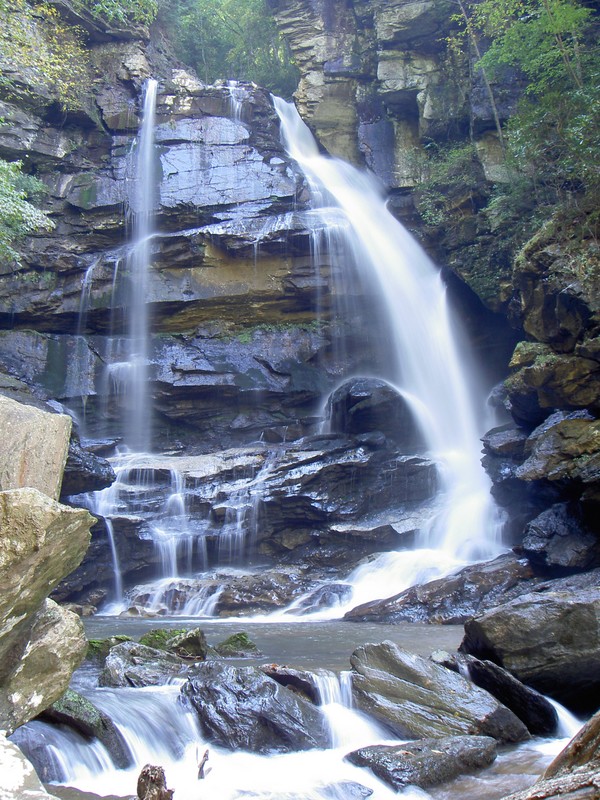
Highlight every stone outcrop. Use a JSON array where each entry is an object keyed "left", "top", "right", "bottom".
[
  {"left": 99, "top": 641, "right": 187, "bottom": 688},
  {"left": 349, "top": 641, "right": 529, "bottom": 743},
  {"left": 460, "top": 587, "right": 600, "bottom": 712},
  {"left": 0, "top": 733, "right": 61, "bottom": 800}
]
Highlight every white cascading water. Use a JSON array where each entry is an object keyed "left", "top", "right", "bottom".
[
  {"left": 126, "top": 77, "right": 157, "bottom": 454},
  {"left": 272, "top": 97, "right": 505, "bottom": 612}
]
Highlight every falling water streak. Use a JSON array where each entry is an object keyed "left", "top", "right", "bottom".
[
  {"left": 273, "top": 96, "right": 503, "bottom": 567},
  {"left": 127, "top": 78, "right": 158, "bottom": 453},
  {"left": 105, "top": 519, "right": 123, "bottom": 602},
  {"left": 546, "top": 698, "right": 583, "bottom": 739}
]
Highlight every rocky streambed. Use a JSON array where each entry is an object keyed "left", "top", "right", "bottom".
[{"left": 8, "top": 616, "right": 597, "bottom": 800}]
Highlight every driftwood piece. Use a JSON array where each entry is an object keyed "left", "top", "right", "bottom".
[
  {"left": 137, "top": 764, "right": 174, "bottom": 800},
  {"left": 197, "top": 747, "right": 211, "bottom": 779}
]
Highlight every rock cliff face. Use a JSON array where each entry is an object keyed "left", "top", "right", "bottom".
[
  {"left": 0, "top": 0, "right": 597, "bottom": 614},
  {"left": 268, "top": 0, "right": 599, "bottom": 547}
]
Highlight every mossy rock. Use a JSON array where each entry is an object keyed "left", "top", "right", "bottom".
[
  {"left": 138, "top": 628, "right": 187, "bottom": 651},
  {"left": 215, "top": 632, "right": 262, "bottom": 657},
  {"left": 87, "top": 634, "right": 132, "bottom": 661},
  {"left": 166, "top": 628, "right": 213, "bottom": 660}
]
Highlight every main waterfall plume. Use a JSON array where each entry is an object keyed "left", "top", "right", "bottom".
[{"left": 273, "top": 97, "right": 504, "bottom": 606}]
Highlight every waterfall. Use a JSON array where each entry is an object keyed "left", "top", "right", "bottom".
[
  {"left": 126, "top": 77, "right": 158, "bottom": 454},
  {"left": 272, "top": 97, "right": 504, "bottom": 604}
]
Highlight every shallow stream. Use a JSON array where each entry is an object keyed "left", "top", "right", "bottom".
[{"left": 23, "top": 618, "right": 580, "bottom": 800}]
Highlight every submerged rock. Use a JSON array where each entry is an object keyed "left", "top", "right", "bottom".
[
  {"left": 346, "top": 735, "right": 497, "bottom": 791},
  {"left": 181, "top": 662, "right": 329, "bottom": 753},
  {"left": 460, "top": 587, "right": 600, "bottom": 712},
  {"left": 350, "top": 641, "right": 529, "bottom": 743}
]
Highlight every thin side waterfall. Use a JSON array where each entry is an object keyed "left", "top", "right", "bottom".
[
  {"left": 271, "top": 98, "right": 505, "bottom": 612},
  {"left": 126, "top": 77, "right": 158, "bottom": 454}
]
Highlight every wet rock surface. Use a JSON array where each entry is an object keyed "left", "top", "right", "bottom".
[
  {"left": 346, "top": 735, "right": 497, "bottom": 791},
  {"left": 349, "top": 641, "right": 529, "bottom": 743},
  {"left": 181, "top": 662, "right": 329, "bottom": 753},
  {"left": 344, "top": 554, "right": 534, "bottom": 624}
]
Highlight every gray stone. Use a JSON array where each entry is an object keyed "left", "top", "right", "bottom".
[
  {"left": 99, "top": 641, "right": 186, "bottom": 688},
  {"left": 0, "top": 733, "right": 61, "bottom": 800},
  {"left": 349, "top": 641, "right": 529, "bottom": 743}
]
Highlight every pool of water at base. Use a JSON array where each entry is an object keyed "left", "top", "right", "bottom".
[{"left": 39, "top": 619, "right": 575, "bottom": 800}]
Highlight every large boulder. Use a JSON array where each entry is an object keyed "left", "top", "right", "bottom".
[
  {"left": 460, "top": 588, "right": 600, "bottom": 712},
  {"left": 180, "top": 662, "right": 329, "bottom": 753},
  {"left": 0, "top": 395, "right": 71, "bottom": 500},
  {"left": 0, "top": 486, "right": 93, "bottom": 732},
  {"left": 457, "top": 654, "right": 558, "bottom": 736},
  {"left": 349, "top": 641, "right": 529, "bottom": 743},
  {"left": 517, "top": 503, "right": 600, "bottom": 573},
  {"left": 0, "top": 599, "right": 87, "bottom": 734},
  {"left": 345, "top": 735, "right": 497, "bottom": 791}
]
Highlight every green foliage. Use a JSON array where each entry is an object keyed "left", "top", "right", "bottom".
[
  {"left": 440, "top": 0, "right": 600, "bottom": 251},
  {"left": 0, "top": 159, "right": 54, "bottom": 265},
  {"left": 414, "top": 143, "right": 484, "bottom": 228},
  {"left": 157, "top": 0, "right": 299, "bottom": 96},
  {"left": 0, "top": 0, "right": 90, "bottom": 110},
  {"left": 73, "top": 0, "right": 158, "bottom": 26}
]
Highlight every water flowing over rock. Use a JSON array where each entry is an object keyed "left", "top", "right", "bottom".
[
  {"left": 181, "top": 662, "right": 329, "bottom": 753},
  {"left": 460, "top": 587, "right": 600, "bottom": 712},
  {"left": 344, "top": 554, "right": 534, "bottom": 624},
  {"left": 38, "top": 688, "right": 132, "bottom": 769},
  {"left": 499, "top": 710, "right": 600, "bottom": 800},
  {"left": 346, "top": 735, "right": 497, "bottom": 791},
  {"left": 349, "top": 641, "right": 529, "bottom": 742}
]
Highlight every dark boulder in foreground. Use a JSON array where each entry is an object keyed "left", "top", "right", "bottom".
[
  {"left": 346, "top": 735, "right": 497, "bottom": 791},
  {"left": 517, "top": 502, "right": 600, "bottom": 573},
  {"left": 180, "top": 662, "right": 329, "bottom": 753},
  {"left": 461, "top": 587, "right": 600, "bottom": 712},
  {"left": 349, "top": 641, "right": 529, "bottom": 743}
]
